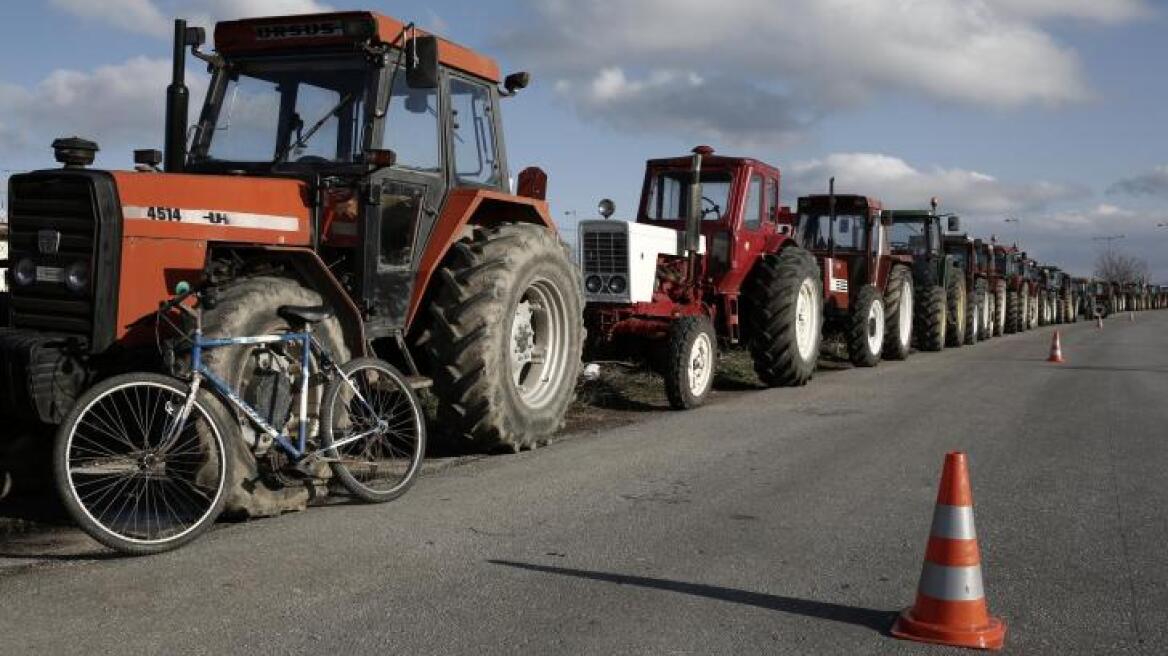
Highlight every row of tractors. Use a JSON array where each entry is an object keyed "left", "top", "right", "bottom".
[
  {"left": 0, "top": 10, "right": 1163, "bottom": 517},
  {"left": 578, "top": 147, "right": 1167, "bottom": 409}
]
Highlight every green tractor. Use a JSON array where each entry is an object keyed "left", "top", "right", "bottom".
[{"left": 884, "top": 201, "right": 966, "bottom": 351}]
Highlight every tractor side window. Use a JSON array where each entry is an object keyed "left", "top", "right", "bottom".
[
  {"left": 384, "top": 73, "right": 441, "bottom": 172},
  {"left": 380, "top": 182, "right": 424, "bottom": 267},
  {"left": 450, "top": 78, "right": 500, "bottom": 187},
  {"left": 744, "top": 174, "right": 763, "bottom": 230},
  {"left": 765, "top": 178, "right": 779, "bottom": 223}
]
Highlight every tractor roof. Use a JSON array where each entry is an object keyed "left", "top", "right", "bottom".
[
  {"left": 883, "top": 209, "right": 935, "bottom": 221},
  {"left": 214, "top": 11, "right": 500, "bottom": 82},
  {"left": 646, "top": 152, "right": 781, "bottom": 177},
  {"left": 799, "top": 194, "right": 883, "bottom": 211}
]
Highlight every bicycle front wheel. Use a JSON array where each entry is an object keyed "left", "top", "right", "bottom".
[
  {"left": 321, "top": 358, "right": 426, "bottom": 503},
  {"left": 53, "top": 373, "right": 234, "bottom": 555}
]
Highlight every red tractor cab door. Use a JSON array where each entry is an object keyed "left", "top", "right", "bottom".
[{"left": 715, "top": 168, "right": 781, "bottom": 293}]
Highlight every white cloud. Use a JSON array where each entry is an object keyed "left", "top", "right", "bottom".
[
  {"left": 0, "top": 57, "right": 206, "bottom": 162},
  {"left": 49, "top": 0, "right": 171, "bottom": 37},
  {"left": 785, "top": 153, "right": 1088, "bottom": 215},
  {"left": 501, "top": 0, "right": 1144, "bottom": 143},
  {"left": 50, "top": 0, "right": 335, "bottom": 38},
  {"left": 984, "top": 0, "right": 1151, "bottom": 23}
]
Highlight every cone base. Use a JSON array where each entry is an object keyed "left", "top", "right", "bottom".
[
  {"left": 1047, "top": 355, "right": 1064, "bottom": 363},
  {"left": 892, "top": 608, "right": 1005, "bottom": 650}
]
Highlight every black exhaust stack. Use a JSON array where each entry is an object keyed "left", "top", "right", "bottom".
[{"left": 164, "top": 19, "right": 205, "bottom": 172}]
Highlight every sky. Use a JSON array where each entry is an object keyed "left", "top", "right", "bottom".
[{"left": 1, "top": 0, "right": 1167, "bottom": 279}]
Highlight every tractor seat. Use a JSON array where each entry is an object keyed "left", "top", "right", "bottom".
[{"left": 277, "top": 305, "right": 334, "bottom": 326}]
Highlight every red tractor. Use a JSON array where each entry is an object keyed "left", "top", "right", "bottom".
[
  {"left": 0, "top": 11, "right": 585, "bottom": 515},
  {"left": 580, "top": 147, "right": 821, "bottom": 409},
  {"left": 796, "top": 185, "right": 915, "bottom": 366}
]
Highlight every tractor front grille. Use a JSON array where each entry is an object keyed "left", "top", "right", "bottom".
[
  {"left": 6, "top": 170, "right": 122, "bottom": 351},
  {"left": 582, "top": 231, "right": 629, "bottom": 275}
]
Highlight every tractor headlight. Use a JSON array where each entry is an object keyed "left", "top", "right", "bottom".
[
  {"left": 65, "top": 261, "right": 90, "bottom": 294},
  {"left": 13, "top": 258, "right": 35, "bottom": 287},
  {"left": 606, "top": 275, "right": 627, "bottom": 295},
  {"left": 585, "top": 275, "right": 604, "bottom": 294}
]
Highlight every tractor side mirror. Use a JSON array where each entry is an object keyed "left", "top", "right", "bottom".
[
  {"left": 405, "top": 36, "right": 440, "bottom": 89},
  {"left": 503, "top": 72, "right": 531, "bottom": 96},
  {"left": 598, "top": 198, "right": 615, "bottom": 219},
  {"left": 947, "top": 215, "right": 961, "bottom": 233}
]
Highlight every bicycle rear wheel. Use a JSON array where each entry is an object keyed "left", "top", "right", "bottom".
[
  {"left": 320, "top": 358, "right": 426, "bottom": 503},
  {"left": 53, "top": 373, "right": 234, "bottom": 555}
]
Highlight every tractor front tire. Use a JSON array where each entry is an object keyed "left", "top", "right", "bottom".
[
  {"left": 663, "top": 316, "right": 718, "bottom": 410},
  {"left": 964, "top": 280, "right": 980, "bottom": 345},
  {"left": 422, "top": 223, "right": 584, "bottom": 453},
  {"left": 201, "top": 276, "right": 350, "bottom": 518},
  {"left": 847, "top": 284, "right": 884, "bottom": 368},
  {"left": 1005, "top": 291, "right": 1020, "bottom": 334},
  {"left": 883, "top": 266, "right": 914, "bottom": 361},
  {"left": 743, "top": 247, "right": 821, "bottom": 387}
]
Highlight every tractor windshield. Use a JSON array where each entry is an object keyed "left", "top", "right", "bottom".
[
  {"left": 889, "top": 220, "right": 928, "bottom": 255},
  {"left": 195, "top": 54, "right": 372, "bottom": 165},
  {"left": 798, "top": 214, "right": 867, "bottom": 251},
  {"left": 645, "top": 170, "right": 734, "bottom": 222}
]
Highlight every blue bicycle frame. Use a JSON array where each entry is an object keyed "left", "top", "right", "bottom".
[{"left": 190, "top": 331, "right": 321, "bottom": 459}]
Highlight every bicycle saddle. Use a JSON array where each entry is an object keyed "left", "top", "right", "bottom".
[{"left": 277, "top": 305, "right": 334, "bottom": 325}]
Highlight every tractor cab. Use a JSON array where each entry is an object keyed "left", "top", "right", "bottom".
[
  {"left": 994, "top": 246, "right": 1019, "bottom": 278},
  {"left": 638, "top": 148, "right": 786, "bottom": 282},
  {"left": 797, "top": 193, "right": 887, "bottom": 304}
]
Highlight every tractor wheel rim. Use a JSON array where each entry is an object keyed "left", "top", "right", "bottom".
[
  {"left": 867, "top": 300, "right": 885, "bottom": 356},
  {"left": 795, "top": 278, "right": 819, "bottom": 361},
  {"left": 898, "top": 282, "right": 913, "bottom": 346},
  {"left": 688, "top": 332, "right": 714, "bottom": 396},
  {"left": 510, "top": 275, "right": 570, "bottom": 410}
]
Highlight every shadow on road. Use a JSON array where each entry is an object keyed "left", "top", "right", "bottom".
[
  {"left": 1052, "top": 364, "right": 1168, "bottom": 374},
  {"left": 488, "top": 559, "right": 896, "bottom": 634}
]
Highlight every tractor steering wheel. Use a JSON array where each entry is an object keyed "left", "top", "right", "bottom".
[{"left": 700, "top": 196, "right": 722, "bottom": 220}]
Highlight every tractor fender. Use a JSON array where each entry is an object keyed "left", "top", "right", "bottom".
[
  {"left": 208, "top": 245, "right": 368, "bottom": 357},
  {"left": 407, "top": 187, "right": 556, "bottom": 328}
]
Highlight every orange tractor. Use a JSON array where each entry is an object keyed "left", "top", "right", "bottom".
[{"left": 0, "top": 12, "right": 584, "bottom": 514}]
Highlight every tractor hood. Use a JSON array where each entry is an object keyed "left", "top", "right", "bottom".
[
  {"left": 577, "top": 219, "right": 705, "bottom": 304},
  {"left": 111, "top": 171, "right": 312, "bottom": 247}
]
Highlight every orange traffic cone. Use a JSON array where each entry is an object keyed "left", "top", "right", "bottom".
[
  {"left": 892, "top": 452, "right": 1006, "bottom": 650},
  {"left": 1047, "top": 331, "right": 1064, "bottom": 363}
]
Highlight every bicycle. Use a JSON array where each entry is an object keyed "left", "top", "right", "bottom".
[{"left": 53, "top": 283, "right": 426, "bottom": 555}]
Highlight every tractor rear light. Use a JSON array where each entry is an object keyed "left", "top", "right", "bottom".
[
  {"left": 585, "top": 275, "right": 604, "bottom": 294},
  {"left": 606, "top": 275, "right": 627, "bottom": 295},
  {"left": 13, "top": 258, "right": 35, "bottom": 286},
  {"left": 65, "top": 261, "right": 90, "bottom": 294}
]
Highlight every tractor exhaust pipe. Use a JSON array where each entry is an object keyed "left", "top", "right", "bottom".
[
  {"left": 828, "top": 177, "right": 836, "bottom": 259},
  {"left": 164, "top": 19, "right": 205, "bottom": 172},
  {"left": 164, "top": 19, "right": 190, "bottom": 172},
  {"left": 685, "top": 146, "right": 713, "bottom": 282}
]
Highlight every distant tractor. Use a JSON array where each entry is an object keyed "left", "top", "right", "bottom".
[
  {"left": 1019, "top": 256, "right": 1042, "bottom": 330},
  {"left": 986, "top": 242, "right": 1009, "bottom": 336},
  {"left": 580, "top": 147, "right": 821, "bottom": 409},
  {"left": 885, "top": 203, "right": 964, "bottom": 351},
  {"left": 797, "top": 186, "right": 915, "bottom": 366},
  {"left": 943, "top": 232, "right": 988, "bottom": 344}
]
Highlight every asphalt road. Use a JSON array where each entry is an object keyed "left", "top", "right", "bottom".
[{"left": 2, "top": 313, "right": 1166, "bottom": 655}]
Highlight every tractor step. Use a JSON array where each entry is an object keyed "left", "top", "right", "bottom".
[{"left": 406, "top": 376, "right": 434, "bottom": 390}]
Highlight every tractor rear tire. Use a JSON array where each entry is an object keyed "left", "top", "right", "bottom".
[
  {"left": 421, "top": 223, "right": 584, "bottom": 452},
  {"left": 963, "top": 281, "right": 980, "bottom": 345},
  {"left": 847, "top": 285, "right": 884, "bottom": 368},
  {"left": 993, "top": 282, "right": 1006, "bottom": 336},
  {"left": 883, "top": 266, "right": 914, "bottom": 360},
  {"left": 201, "top": 275, "right": 350, "bottom": 518},
  {"left": 916, "top": 285, "right": 947, "bottom": 351},
  {"left": 743, "top": 247, "right": 821, "bottom": 387},
  {"left": 663, "top": 316, "right": 718, "bottom": 409},
  {"left": 945, "top": 271, "right": 966, "bottom": 348},
  {"left": 1005, "top": 291, "right": 1020, "bottom": 334}
]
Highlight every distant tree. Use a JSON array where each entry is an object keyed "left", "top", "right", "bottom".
[{"left": 1094, "top": 250, "right": 1148, "bottom": 284}]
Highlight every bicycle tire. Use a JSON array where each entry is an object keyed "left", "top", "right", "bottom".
[
  {"left": 320, "top": 358, "right": 426, "bottom": 503},
  {"left": 53, "top": 372, "right": 235, "bottom": 555}
]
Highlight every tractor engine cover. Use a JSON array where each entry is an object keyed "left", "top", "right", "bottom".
[{"left": 578, "top": 219, "right": 705, "bottom": 305}]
